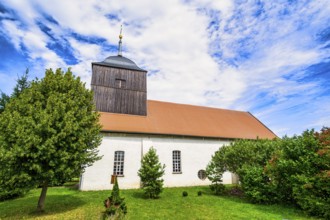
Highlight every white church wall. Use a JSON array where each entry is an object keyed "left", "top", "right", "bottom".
[
  {"left": 80, "top": 133, "right": 232, "bottom": 191},
  {"left": 143, "top": 137, "right": 232, "bottom": 187},
  {"left": 80, "top": 135, "right": 142, "bottom": 190}
]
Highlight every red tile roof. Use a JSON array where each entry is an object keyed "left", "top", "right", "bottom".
[{"left": 99, "top": 100, "right": 277, "bottom": 139}]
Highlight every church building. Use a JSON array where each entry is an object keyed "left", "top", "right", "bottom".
[{"left": 79, "top": 32, "right": 276, "bottom": 190}]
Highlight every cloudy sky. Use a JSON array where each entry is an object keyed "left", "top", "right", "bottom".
[{"left": 0, "top": 0, "right": 329, "bottom": 137}]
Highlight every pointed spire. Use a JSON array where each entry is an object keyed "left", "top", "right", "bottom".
[{"left": 118, "top": 25, "right": 123, "bottom": 56}]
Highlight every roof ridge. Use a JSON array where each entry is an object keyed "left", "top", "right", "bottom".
[{"left": 147, "top": 99, "right": 248, "bottom": 113}]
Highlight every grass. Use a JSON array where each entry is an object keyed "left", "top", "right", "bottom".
[{"left": 0, "top": 185, "right": 319, "bottom": 220}]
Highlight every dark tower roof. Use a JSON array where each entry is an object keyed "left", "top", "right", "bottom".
[
  {"left": 92, "top": 55, "right": 147, "bottom": 72},
  {"left": 92, "top": 26, "right": 146, "bottom": 72}
]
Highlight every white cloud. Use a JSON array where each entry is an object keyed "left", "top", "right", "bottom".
[
  {"left": 1, "top": 18, "right": 65, "bottom": 72},
  {"left": 1, "top": 20, "right": 24, "bottom": 51}
]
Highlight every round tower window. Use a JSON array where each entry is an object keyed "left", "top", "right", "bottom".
[{"left": 198, "top": 170, "right": 207, "bottom": 180}]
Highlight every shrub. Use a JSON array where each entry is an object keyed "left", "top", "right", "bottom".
[
  {"left": 206, "top": 128, "right": 330, "bottom": 218},
  {"left": 293, "top": 173, "right": 330, "bottom": 219},
  {"left": 137, "top": 147, "right": 165, "bottom": 199},
  {"left": 291, "top": 128, "right": 330, "bottom": 218},
  {"left": 210, "top": 183, "right": 226, "bottom": 195},
  {"left": 102, "top": 177, "right": 127, "bottom": 220},
  {"left": 206, "top": 139, "right": 279, "bottom": 197},
  {"left": 226, "top": 185, "right": 244, "bottom": 197},
  {"left": 265, "top": 129, "right": 330, "bottom": 218},
  {"left": 182, "top": 191, "right": 188, "bottom": 197},
  {"left": 0, "top": 170, "right": 35, "bottom": 201},
  {"left": 197, "top": 191, "right": 202, "bottom": 196},
  {"left": 265, "top": 130, "right": 323, "bottom": 202},
  {"left": 0, "top": 189, "right": 25, "bottom": 201},
  {"left": 239, "top": 165, "right": 277, "bottom": 204}
]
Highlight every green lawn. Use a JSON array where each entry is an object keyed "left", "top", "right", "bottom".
[{"left": 0, "top": 185, "right": 319, "bottom": 220}]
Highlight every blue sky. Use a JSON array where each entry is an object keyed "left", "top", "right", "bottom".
[{"left": 0, "top": 0, "right": 329, "bottom": 137}]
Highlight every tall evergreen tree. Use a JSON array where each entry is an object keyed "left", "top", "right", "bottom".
[
  {"left": 138, "top": 147, "right": 165, "bottom": 199},
  {"left": 0, "top": 93, "right": 10, "bottom": 114},
  {"left": 0, "top": 69, "right": 30, "bottom": 113},
  {"left": 0, "top": 68, "right": 102, "bottom": 211}
]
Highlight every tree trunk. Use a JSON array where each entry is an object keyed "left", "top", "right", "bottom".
[{"left": 37, "top": 181, "right": 48, "bottom": 212}]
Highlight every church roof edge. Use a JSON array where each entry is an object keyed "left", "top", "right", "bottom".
[
  {"left": 92, "top": 55, "right": 147, "bottom": 72},
  {"left": 99, "top": 100, "right": 277, "bottom": 140}
]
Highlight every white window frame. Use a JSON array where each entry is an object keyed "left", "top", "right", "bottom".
[
  {"left": 113, "top": 151, "right": 125, "bottom": 176},
  {"left": 172, "top": 150, "right": 181, "bottom": 173}
]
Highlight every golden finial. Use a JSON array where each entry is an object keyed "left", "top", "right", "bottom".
[
  {"left": 119, "top": 25, "right": 123, "bottom": 39},
  {"left": 118, "top": 25, "right": 123, "bottom": 56}
]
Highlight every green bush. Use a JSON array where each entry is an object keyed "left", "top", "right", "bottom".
[
  {"left": 0, "top": 170, "right": 35, "bottom": 201},
  {"left": 197, "top": 191, "right": 202, "bottom": 196},
  {"left": 206, "top": 139, "right": 279, "bottom": 198},
  {"left": 239, "top": 165, "right": 277, "bottom": 204},
  {"left": 265, "top": 131, "right": 320, "bottom": 203},
  {"left": 226, "top": 185, "right": 244, "bottom": 197},
  {"left": 209, "top": 183, "right": 226, "bottom": 195},
  {"left": 206, "top": 128, "right": 330, "bottom": 218},
  {"left": 265, "top": 129, "right": 330, "bottom": 218},
  {"left": 291, "top": 128, "right": 330, "bottom": 218},
  {"left": 293, "top": 173, "right": 330, "bottom": 219},
  {"left": 182, "top": 191, "right": 188, "bottom": 197},
  {"left": 0, "top": 189, "right": 25, "bottom": 201}
]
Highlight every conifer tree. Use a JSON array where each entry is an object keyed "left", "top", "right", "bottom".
[
  {"left": 103, "top": 177, "right": 127, "bottom": 219},
  {"left": 0, "top": 69, "right": 30, "bottom": 113},
  {"left": 138, "top": 147, "right": 165, "bottom": 199}
]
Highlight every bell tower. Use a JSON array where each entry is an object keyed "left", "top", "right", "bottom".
[{"left": 91, "top": 27, "right": 147, "bottom": 115}]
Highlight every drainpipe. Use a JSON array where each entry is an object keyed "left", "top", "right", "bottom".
[{"left": 140, "top": 137, "right": 143, "bottom": 188}]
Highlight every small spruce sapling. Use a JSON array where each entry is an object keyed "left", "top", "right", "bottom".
[
  {"left": 103, "top": 177, "right": 127, "bottom": 219},
  {"left": 138, "top": 147, "right": 165, "bottom": 199}
]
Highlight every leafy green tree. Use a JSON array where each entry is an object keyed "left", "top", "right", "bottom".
[
  {"left": 0, "top": 68, "right": 102, "bottom": 211},
  {"left": 265, "top": 131, "right": 320, "bottom": 203},
  {"left": 267, "top": 129, "right": 330, "bottom": 217},
  {"left": 0, "top": 69, "right": 30, "bottom": 113},
  {"left": 207, "top": 139, "right": 279, "bottom": 179},
  {"left": 206, "top": 139, "right": 279, "bottom": 202},
  {"left": 138, "top": 147, "right": 165, "bottom": 199},
  {"left": 207, "top": 129, "right": 330, "bottom": 217}
]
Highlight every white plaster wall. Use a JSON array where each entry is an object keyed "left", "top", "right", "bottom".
[
  {"left": 80, "top": 135, "right": 142, "bottom": 190},
  {"left": 80, "top": 133, "right": 232, "bottom": 191},
  {"left": 144, "top": 137, "right": 232, "bottom": 187}
]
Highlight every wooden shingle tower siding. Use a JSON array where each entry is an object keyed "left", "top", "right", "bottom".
[
  {"left": 91, "top": 59, "right": 147, "bottom": 115},
  {"left": 91, "top": 29, "right": 148, "bottom": 115}
]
